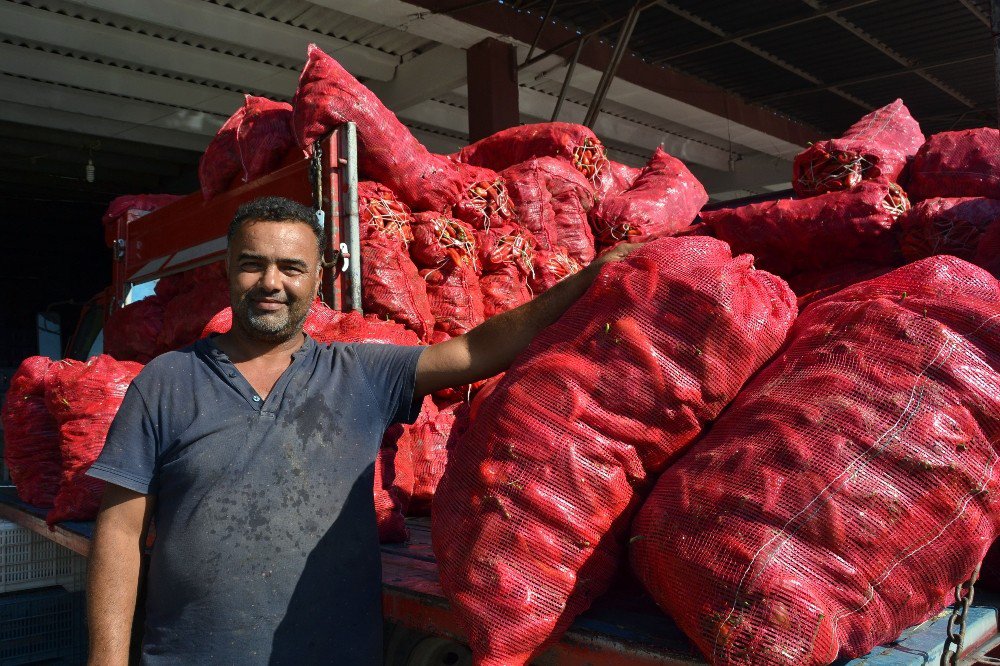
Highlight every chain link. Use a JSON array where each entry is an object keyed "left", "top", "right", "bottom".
[{"left": 942, "top": 563, "right": 981, "bottom": 666}]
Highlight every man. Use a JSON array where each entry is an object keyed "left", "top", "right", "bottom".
[{"left": 86, "top": 195, "right": 635, "bottom": 664}]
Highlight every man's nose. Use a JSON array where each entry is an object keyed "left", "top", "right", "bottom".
[{"left": 260, "top": 265, "right": 282, "bottom": 292}]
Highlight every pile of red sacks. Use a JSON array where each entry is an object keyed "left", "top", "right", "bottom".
[{"left": 28, "top": 43, "right": 1000, "bottom": 666}]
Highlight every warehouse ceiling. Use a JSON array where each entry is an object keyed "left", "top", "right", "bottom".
[{"left": 0, "top": 0, "right": 995, "bottom": 210}]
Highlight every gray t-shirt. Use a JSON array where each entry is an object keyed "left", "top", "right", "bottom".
[{"left": 88, "top": 335, "right": 425, "bottom": 665}]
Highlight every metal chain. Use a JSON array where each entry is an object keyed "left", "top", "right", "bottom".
[
  {"left": 942, "top": 563, "right": 981, "bottom": 666},
  {"left": 309, "top": 140, "right": 323, "bottom": 213}
]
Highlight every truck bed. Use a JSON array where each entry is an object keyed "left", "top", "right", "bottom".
[{"left": 2, "top": 488, "right": 997, "bottom": 665}]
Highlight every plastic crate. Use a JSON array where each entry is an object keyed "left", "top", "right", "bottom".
[
  {"left": 0, "top": 520, "right": 87, "bottom": 594},
  {"left": 0, "top": 586, "right": 87, "bottom": 665}
]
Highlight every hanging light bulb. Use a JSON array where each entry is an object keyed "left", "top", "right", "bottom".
[{"left": 85, "top": 158, "right": 95, "bottom": 183}]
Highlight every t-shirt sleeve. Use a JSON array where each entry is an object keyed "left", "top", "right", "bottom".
[
  {"left": 87, "top": 382, "right": 161, "bottom": 495},
  {"left": 352, "top": 343, "right": 426, "bottom": 427}
]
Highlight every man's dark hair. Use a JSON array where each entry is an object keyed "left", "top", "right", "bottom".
[{"left": 228, "top": 196, "right": 326, "bottom": 253}]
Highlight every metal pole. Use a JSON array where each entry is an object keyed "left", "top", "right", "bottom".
[
  {"left": 524, "top": 0, "right": 559, "bottom": 64},
  {"left": 339, "top": 122, "right": 362, "bottom": 313},
  {"left": 551, "top": 36, "right": 587, "bottom": 121},
  {"left": 583, "top": 2, "right": 642, "bottom": 128},
  {"left": 993, "top": 0, "right": 1000, "bottom": 128}
]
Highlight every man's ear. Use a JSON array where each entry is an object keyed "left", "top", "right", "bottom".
[{"left": 315, "top": 263, "right": 323, "bottom": 299}]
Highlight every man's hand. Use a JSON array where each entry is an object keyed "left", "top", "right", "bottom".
[
  {"left": 87, "top": 484, "right": 154, "bottom": 666},
  {"left": 414, "top": 242, "right": 644, "bottom": 396}
]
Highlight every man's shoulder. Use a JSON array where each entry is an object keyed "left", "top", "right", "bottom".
[{"left": 133, "top": 343, "right": 205, "bottom": 387}]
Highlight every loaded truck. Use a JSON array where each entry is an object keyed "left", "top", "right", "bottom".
[{"left": 2, "top": 126, "right": 1000, "bottom": 666}]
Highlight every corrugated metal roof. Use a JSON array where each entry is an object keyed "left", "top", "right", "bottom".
[
  {"left": 214, "top": 0, "right": 435, "bottom": 58},
  {"left": 514, "top": 0, "right": 996, "bottom": 135}
]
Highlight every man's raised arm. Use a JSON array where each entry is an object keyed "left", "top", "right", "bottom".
[
  {"left": 414, "top": 243, "right": 639, "bottom": 397},
  {"left": 87, "top": 484, "right": 154, "bottom": 666}
]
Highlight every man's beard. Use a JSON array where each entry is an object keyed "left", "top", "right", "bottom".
[{"left": 233, "top": 289, "right": 310, "bottom": 342}]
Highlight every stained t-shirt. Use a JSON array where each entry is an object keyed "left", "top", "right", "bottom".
[{"left": 87, "top": 335, "right": 425, "bottom": 665}]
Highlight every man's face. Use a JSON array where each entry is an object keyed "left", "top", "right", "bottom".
[{"left": 227, "top": 219, "right": 321, "bottom": 343}]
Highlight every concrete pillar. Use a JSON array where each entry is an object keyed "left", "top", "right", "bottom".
[{"left": 466, "top": 38, "right": 520, "bottom": 142}]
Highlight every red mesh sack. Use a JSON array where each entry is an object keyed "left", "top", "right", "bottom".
[
  {"left": 410, "top": 212, "right": 479, "bottom": 271},
  {"left": 974, "top": 221, "right": 1000, "bottom": 278},
  {"left": 793, "top": 99, "right": 924, "bottom": 197},
  {"left": 410, "top": 398, "right": 458, "bottom": 516},
  {"left": 899, "top": 197, "right": 1000, "bottom": 262},
  {"left": 358, "top": 181, "right": 414, "bottom": 243},
  {"left": 292, "top": 44, "right": 464, "bottom": 212},
  {"left": 475, "top": 226, "right": 536, "bottom": 318},
  {"left": 702, "top": 180, "right": 910, "bottom": 277},
  {"left": 421, "top": 264, "right": 486, "bottom": 338},
  {"left": 454, "top": 122, "right": 607, "bottom": 183},
  {"left": 589, "top": 147, "right": 709, "bottom": 248},
  {"left": 235, "top": 96, "right": 296, "bottom": 186},
  {"left": 157, "top": 263, "right": 231, "bottom": 351},
  {"left": 431, "top": 236, "right": 798, "bottom": 665},
  {"left": 410, "top": 213, "right": 486, "bottom": 337},
  {"left": 199, "top": 96, "right": 295, "bottom": 200},
  {"left": 452, "top": 164, "right": 517, "bottom": 231},
  {"left": 383, "top": 424, "right": 414, "bottom": 511},
  {"left": 594, "top": 159, "right": 641, "bottom": 202},
  {"left": 103, "top": 295, "right": 167, "bottom": 363},
  {"left": 630, "top": 256, "right": 1000, "bottom": 666},
  {"left": 375, "top": 444, "right": 408, "bottom": 543},
  {"left": 44, "top": 355, "right": 143, "bottom": 524},
  {"left": 528, "top": 246, "right": 583, "bottom": 294},
  {"left": 361, "top": 237, "right": 435, "bottom": 342},
  {"left": 786, "top": 262, "right": 894, "bottom": 310},
  {"left": 101, "top": 194, "right": 182, "bottom": 247},
  {"left": 908, "top": 128, "right": 1000, "bottom": 200},
  {"left": 1, "top": 357, "right": 61, "bottom": 507},
  {"left": 501, "top": 157, "right": 596, "bottom": 264}
]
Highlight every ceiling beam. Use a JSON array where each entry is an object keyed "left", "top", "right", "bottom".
[
  {"left": 70, "top": 0, "right": 398, "bottom": 80},
  {"left": 367, "top": 44, "right": 468, "bottom": 111},
  {"left": 0, "top": 101, "right": 212, "bottom": 152},
  {"left": 798, "top": 0, "right": 980, "bottom": 110},
  {"left": 655, "top": 1, "right": 873, "bottom": 112},
  {"left": 956, "top": 0, "right": 992, "bottom": 27},
  {"left": 0, "top": 2, "right": 299, "bottom": 99},
  {"left": 0, "top": 43, "right": 245, "bottom": 117},
  {"left": 0, "top": 75, "right": 225, "bottom": 139}
]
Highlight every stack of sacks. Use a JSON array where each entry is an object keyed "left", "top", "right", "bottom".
[
  {"left": 156, "top": 263, "right": 232, "bottom": 351},
  {"left": 432, "top": 236, "right": 797, "bottom": 665},
  {"left": 792, "top": 99, "right": 924, "bottom": 197},
  {"left": 199, "top": 95, "right": 298, "bottom": 200},
  {"left": 630, "top": 256, "right": 1000, "bottom": 666},
  {"left": 357, "top": 181, "right": 436, "bottom": 342},
  {"left": 1, "top": 357, "right": 62, "bottom": 507},
  {"left": 44, "top": 356, "right": 143, "bottom": 524}
]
